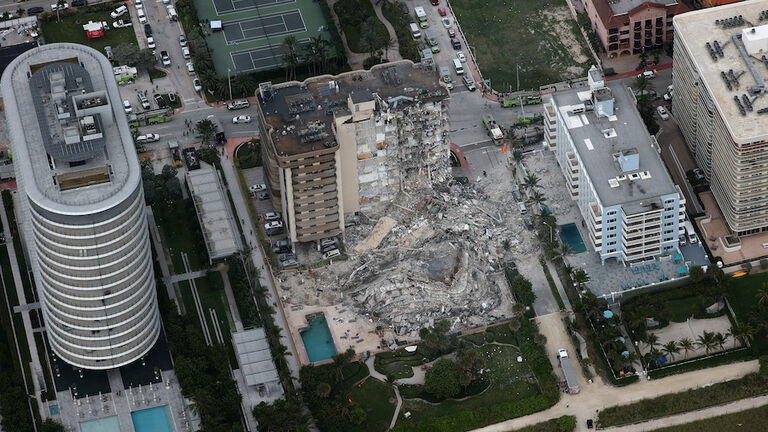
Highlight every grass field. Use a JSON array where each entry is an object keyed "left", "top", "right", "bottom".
[
  {"left": 654, "top": 404, "right": 768, "bottom": 432},
  {"left": 152, "top": 200, "right": 208, "bottom": 272},
  {"left": 374, "top": 350, "right": 424, "bottom": 380},
  {"left": 728, "top": 273, "right": 768, "bottom": 355},
  {"left": 450, "top": 0, "right": 590, "bottom": 91},
  {"left": 41, "top": 10, "right": 138, "bottom": 53},
  {"left": 348, "top": 378, "right": 397, "bottom": 431},
  {"left": 398, "top": 344, "right": 538, "bottom": 424}
]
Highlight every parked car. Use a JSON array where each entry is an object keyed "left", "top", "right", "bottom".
[
  {"left": 442, "top": 18, "right": 452, "bottom": 28},
  {"left": 431, "top": 45, "right": 440, "bottom": 53},
  {"left": 447, "top": 28, "right": 455, "bottom": 38},
  {"left": 657, "top": 105, "right": 669, "bottom": 120},
  {"left": 279, "top": 253, "right": 297, "bottom": 262},
  {"left": 320, "top": 237, "right": 338, "bottom": 248},
  {"left": 182, "top": 46, "right": 191, "bottom": 59},
  {"left": 51, "top": 3, "right": 69, "bottom": 11},
  {"left": 438, "top": 7, "right": 446, "bottom": 16},
  {"left": 637, "top": 70, "right": 657, "bottom": 79},
  {"left": 257, "top": 191, "right": 269, "bottom": 200},
  {"left": 135, "top": 0, "right": 142, "bottom": 5},
  {"left": 123, "top": 100, "right": 132, "bottom": 114},
  {"left": 100, "top": 21, "right": 110, "bottom": 31},
  {"left": 586, "top": 419, "right": 594, "bottom": 429},
  {"left": 451, "top": 38, "right": 461, "bottom": 49},
  {"left": 463, "top": 75, "right": 475, "bottom": 91},
  {"left": 144, "top": 23, "right": 152, "bottom": 37},
  {"left": 138, "top": 92, "right": 150, "bottom": 109},
  {"left": 103, "top": 45, "right": 113, "bottom": 60},
  {"left": 266, "top": 226, "right": 284, "bottom": 236},
  {"left": 186, "top": 62, "right": 195, "bottom": 74},
  {"left": 249, "top": 184, "right": 266, "bottom": 193},
  {"left": 113, "top": 19, "right": 131, "bottom": 28},
  {"left": 146, "top": 36, "right": 155, "bottom": 49},
  {"left": 71, "top": 0, "right": 87, "bottom": 6},
  {"left": 273, "top": 239, "right": 291, "bottom": 253},
  {"left": 168, "top": 93, "right": 177, "bottom": 105},
  {"left": 322, "top": 249, "right": 341, "bottom": 259},
  {"left": 233, "top": 115, "right": 251, "bottom": 124},
  {"left": 193, "top": 78, "right": 202, "bottom": 92},
  {"left": 456, "top": 51, "right": 466, "bottom": 62},
  {"left": 137, "top": 7, "right": 147, "bottom": 23},
  {"left": 153, "top": 93, "right": 166, "bottom": 108},
  {"left": 264, "top": 212, "right": 281, "bottom": 221},
  {"left": 264, "top": 221, "right": 283, "bottom": 230},
  {"left": 110, "top": 5, "right": 127, "bottom": 18},
  {"left": 320, "top": 243, "right": 337, "bottom": 254},
  {"left": 179, "top": 35, "right": 187, "bottom": 46},
  {"left": 279, "top": 259, "right": 298, "bottom": 268},
  {"left": 137, "top": 133, "right": 160, "bottom": 143},
  {"left": 161, "top": 51, "right": 171, "bottom": 66},
  {"left": 399, "top": 2, "right": 408, "bottom": 14},
  {"left": 27, "top": 6, "right": 44, "bottom": 14}
]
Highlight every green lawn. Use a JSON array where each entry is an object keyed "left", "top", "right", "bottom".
[
  {"left": 333, "top": 0, "right": 389, "bottom": 54},
  {"left": 152, "top": 200, "right": 208, "bottom": 272},
  {"left": 374, "top": 350, "right": 424, "bottom": 380},
  {"left": 348, "top": 378, "right": 397, "bottom": 431},
  {"left": 450, "top": 0, "right": 590, "bottom": 91},
  {"left": 177, "top": 273, "right": 238, "bottom": 366},
  {"left": 508, "top": 416, "right": 577, "bottom": 432},
  {"left": 727, "top": 273, "right": 768, "bottom": 355},
  {"left": 40, "top": 9, "right": 139, "bottom": 53},
  {"left": 654, "top": 404, "right": 768, "bottom": 432},
  {"left": 397, "top": 344, "right": 539, "bottom": 426}
]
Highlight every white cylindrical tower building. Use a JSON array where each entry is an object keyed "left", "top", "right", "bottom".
[{"left": 2, "top": 43, "right": 161, "bottom": 369}]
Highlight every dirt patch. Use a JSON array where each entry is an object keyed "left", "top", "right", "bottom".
[{"left": 541, "top": 8, "right": 589, "bottom": 65}]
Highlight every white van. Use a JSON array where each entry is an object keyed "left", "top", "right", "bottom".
[
  {"left": 137, "top": 8, "right": 147, "bottom": 24},
  {"left": 110, "top": 5, "right": 127, "bottom": 18},
  {"left": 517, "top": 202, "right": 527, "bottom": 214},
  {"left": 453, "top": 58, "right": 464, "bottom": 75},
  {"left": 167, "top": 5, "right": 177, "bottom": 21},
  {"left": 410, "top": 23, "right": 421, "bottom": 39}
]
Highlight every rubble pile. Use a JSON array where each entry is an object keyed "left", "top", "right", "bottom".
[{"left": 282, "top": 177, "right": 540, "bottom": 337}]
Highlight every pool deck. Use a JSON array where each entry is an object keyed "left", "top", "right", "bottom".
[
  {"left": 48, "top": 369, "right": 201, "bottom": 432},
  {"left": 286, "top": 305, "right": 380, "bottom": 365}
]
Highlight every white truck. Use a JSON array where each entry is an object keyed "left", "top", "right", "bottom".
[
  {"left": 557, "top": 349, "right": 580, "bottom": 394},
  {"left": 684, "top": 220, "right": 698, "bottom": 244}
]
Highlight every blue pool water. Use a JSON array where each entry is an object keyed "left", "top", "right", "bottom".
[
  {"left": 80, "top": 416, "right": 121, "bottom": 432},
  {"left": 131, "top": 405, "right": 174, "bottom": 432},
  {"left": 300, "top": 316, "right": 337, "bottom": 362},
  {"left": 559, "top": 223, "right": 587, "bottom": 254}
]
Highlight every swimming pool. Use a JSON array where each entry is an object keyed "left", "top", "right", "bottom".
[
  {"left": 131, "top": 405, "right": 174, "bottom": 432},
  {"left": 300, "top": 315, "right": 337, "bottom": 363},
  {"left": 80, "top": 416, "right": 121, "bottom": 432},
  {"left": 559, "top": 223, "right": 586, "bottom": 254}
]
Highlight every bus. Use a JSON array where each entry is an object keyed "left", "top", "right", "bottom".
[{"left": 207, "top": 115, "right": 226, "bottom": 145}]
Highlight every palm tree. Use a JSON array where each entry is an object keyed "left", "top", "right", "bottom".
[
  {"left": 522, "top": 174, "right": 541, "bottom": 191},
  {"left": 379, "top": 34, "right": 394, "bottom": 60},
  {"left": 679, "top": 337, "right": 694, "bottom": 359},
  {"left": 55, "top": 0, "right": 66, "bottom": 22},
  {"left": 199, "top": 70, "right": 218, "bottom": 93},
  {"left": 572, "top": 268, "right": 590, "bottom": 290},
  {"left": 281, "top": 36, "right": 300, "bottom": 81},
  {"left": 714, "top": 332, "right": 728, "bottom": 352},
  {"left": 195, "top": 119, "right": 218, "bottom": 146},
  {"left": 528, "top": 190, "right": 546, "bottom": 207},
  {"left": 730, "top": 322, "right": 755, "bottom": 348},
  {"left": 696, "top": 330, "right": 719, "bottom": 356},
  {"left": 756, "top": 282, "right": 768, "bottom": 310},
  {"left": 316, "top": 382, "right": 331, "bottom": 398},
  {"left": 643, "top": 332, "right": 660, "bottom": 352},
  {"left": 512, "top": 149, "right": 524, "bottom": 165},
  {"left": 552, "top": 242, "right": 571, "bottom": 264},
  {"left": 231, "top": 73, "right": 251, "bottom": 98},
  {"left": 662, "top": 340, "right": 680, "bottom": 361}
]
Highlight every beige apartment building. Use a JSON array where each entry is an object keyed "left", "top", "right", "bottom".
[
  {"left": 255, "top": 61, "right": 450, "bottom": 244},
  {"left": 674, "top": 0, "right": 768, "bottom": 235}
]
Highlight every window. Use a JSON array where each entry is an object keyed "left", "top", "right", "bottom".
[
  {"left": 606, "top": 218, "right": 617, "bottom": 224},
  {"left": 607, "top": 241, "right": 617, "bottom": 246},
  {"left": 607, "top": 248, "right": 617, "bottom": 253},
  {"left": 607, "top": 233, "right": 617, "bottom": 239},
  {"left": 606, "top": 210, "right": 618, "bottom": 216},
  {"left": 608, "top": 226, "right": 617, "bottom": 231}
]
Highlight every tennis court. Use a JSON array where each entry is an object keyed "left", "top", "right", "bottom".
[
  {"left": 223, "top": 10, "right": 306, "bottom": 44},
  {"left": 213, "top": 0, "right": 294, "bottom": 15},
  {"left": 230, "top": 38, "right": 308, "bottom": 71}
]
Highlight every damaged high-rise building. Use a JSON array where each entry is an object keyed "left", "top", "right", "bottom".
[{"left": 255, "top": 61, "right": 450, "bottom": 244}]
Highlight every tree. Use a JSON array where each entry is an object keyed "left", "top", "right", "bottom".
[
  {"left": 281, "top": 36, "right": 300, "bottom": 81},
  {"left": 679, "top": 337, "right": 694, "bottom": 359},
  {"left": 523, "top": 173, "right": 541, "bottom": 191},
  {"left": 509, "top": 319, "right": 522, "bottom": 332},
  {"left": 688, "top": 265, "right": 705, "bottom": 283},
  {"left": 196, "top": 118, "right": 218, "bottom": 146},
  {"left": 231, "top": 73, "right": 252, "bottom": 98},
  {"left": 661, "top": 340, "right": 680, "bottom": 361},
  {"left": 572, "top": 268, "right": 590, "bottom": 290},
  {"left": 528, "top": 190, "right": 546, "bottom": 207},
  {"left": 315, "top": 382, "right": 331, "bottom": 398},
  {"left": 112, "top": 44, "right": 156, "bottom": 71},
  {"left": 55, "top": 0, "right": 65, "bottom": 22},
  {"left": 330, "top": 348, "right": 355, "bottom": 383},
  {"left": 730, "top": 322, "right": 755, "bottom": 348},
  {"left": 419, "top": 320, "right": 453, "bottom": 354},
  {"left": 424, "top": 359, "right": 459, "bottom": 399},
  {"left": 16, "top": 7, "right": 24, "bottom": 18},
  {"left": 714, "top": 332, "right": 728, "bottom": 352},
  {"left": 348, "top": 407, "right": 367, "bottom": 425},
  {"left": 638, "top": 50, "right": 648, "bottom": 70},
  {"left": 756, "top": 282, "right": 768, "bottom": 310},
  {"left": 643, "top": 332, "right": 660, "bottom": 352},
  {"left": 456, "top": 348, "right": 485, "bottom": 389},
  {"left": 40, "top": 419, "right": 65, "bottom": 432},
  {"left": 696, "top": 330, "right": 718, "bottom": 355},
  {"left": 252, "top": 398, "right": 309, "bottom": 432}
]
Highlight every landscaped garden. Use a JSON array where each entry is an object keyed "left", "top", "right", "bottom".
[
  {"left": 333, "top": 0, "right": 390, "bottom": 56},
  {"left": 40, "top": 2, "right": 138, "bottom": 52},
  {"left": 510, "top": 416, "right": 576, "bottom": 432},
  {"left": 450, "top": 0, "right": 590, "bottom": 90},
  {"left": 381, "top": 1, "right": 420, "bottom": 62}
]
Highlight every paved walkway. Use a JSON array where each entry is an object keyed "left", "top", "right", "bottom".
[
  {"left": 326, "top": 0, "right": 367, "bottom": 69},
  {"left": 218, "top": 266, "right": 244, "bottom": 332},
  {"left": 546, "top": 260, "right": 570, "bottom": 309},
  {"left": 0, "top": 199, "right": 44, "bottom": 419},
  {"left": 365, "top": 356, "right": 403, "bottom": 430},
  {"left": 602, "top": 395, "right": 768, "bottom": 432},
  {"left": 473, "top": 359, "right": 760, "bottom": 432},
  {"left": 146, "top": 206, "right": 181, "bottom": 314},
  {"left": 371, "top": 0, "right": 401, "bottom": 61},
  {"left": 167, "top": 269, "right": 208, "bottom": 284}
]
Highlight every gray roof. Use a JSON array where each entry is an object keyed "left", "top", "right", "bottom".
[
  {"left": 186, "top": 162, "right": 241, "bottom": 260},
  {"left": 233, "top": 328, "right": 280, "bottom": 387},
  {"left": 1, "top": 43, "right": 139, "bottom": 215},
  {"left": 608, "top": 0, "right": 678, "bottom": 15},
  {"left": 551, "top": 81, "right": 678, "bottom": 212}
]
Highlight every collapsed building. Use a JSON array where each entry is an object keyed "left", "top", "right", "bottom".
[{"left": 255, "top": 61, "right": 450, "bottom": 244}]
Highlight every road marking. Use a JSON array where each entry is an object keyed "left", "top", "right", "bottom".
[
  {"left": 155, "top": 2, "right": 163, "bottom": 18},
  {"left": 182, "top": 106, "right": 215, "bottom": 114}
]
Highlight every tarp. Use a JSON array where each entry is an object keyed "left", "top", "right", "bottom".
[{"left": 210, "top": 20, "right": 222, "bottom": 30}]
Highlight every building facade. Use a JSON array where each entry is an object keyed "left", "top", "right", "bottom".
[
  {"left": 673, "top": 0, "right": 768, "bottom": 235},
  {"left": 2, "top": 43, "right": 161, "bottom": 370},
  {"left": 544, "top": 67, "right": 686, "bottom": 263},
  {"left": 582, "top": 0, "right": 689, "bottom": 57},
  {"left": 255, "top": 62, "right": 449, "bottom": 244}
]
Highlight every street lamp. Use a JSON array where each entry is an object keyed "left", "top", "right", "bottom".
[
  {"left": 543, "top": 221, "right": 554, "bottom": 243},
  {"left": 227, "top": 68, "right": 232, "bottom": 101}
]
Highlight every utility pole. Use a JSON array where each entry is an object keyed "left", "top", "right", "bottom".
[
  {"left": 227, "top": 68, "right": 232, "bottom": 101},
  {"left": 516, "top": 64, "right": 520, "bottom": 92}
]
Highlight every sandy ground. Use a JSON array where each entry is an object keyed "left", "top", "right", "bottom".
[
  {"left": 541, "top": 8, "right": 589, "bottom": 66},
  {"left": 285, "top": 303, "right": 380, "bottom": 364},
  {"left": 641, "top": 316, "right": 739, "bottom": 360}
]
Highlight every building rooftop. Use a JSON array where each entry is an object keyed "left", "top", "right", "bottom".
[
  {"left": 552, "top": 81, "right": 678, "bottom": 212},
  {"left": 607, "top": 0, "right": 678, "bottom": 16},
  {"left": 674, "top": 0, "right": 768, "bottom": 143},
  {"left": 1, "top": 43, "right": 139, "bottom": 215},
  {"left": 232, "top": 328, "right": 280, "bottom": 388},
  {"left": 186, "top": 161, "right": 241, "bottom": 261},
  {"left": 257, "top": 61, "right": 447, "bottom": 157}
]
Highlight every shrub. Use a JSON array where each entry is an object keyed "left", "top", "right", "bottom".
[
  {"left": 424, "top": 359, "right": 459, "bottom": 399},
  {"left": 760, "top": 355, "right": 768, "bottom": 376}
]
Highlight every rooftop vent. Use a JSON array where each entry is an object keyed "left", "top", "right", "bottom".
[
  {"left": 602, "top": 128, "right": 617, "bottom": 138},
  {"left": 628, "top": 173, "right": 641, "bottom": 181},
  {"left": 608, "top": 178, "right": 620, "bottom": 188},
  {"left": 639, "top": 171, "right": 652, "bottom": 179}
]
